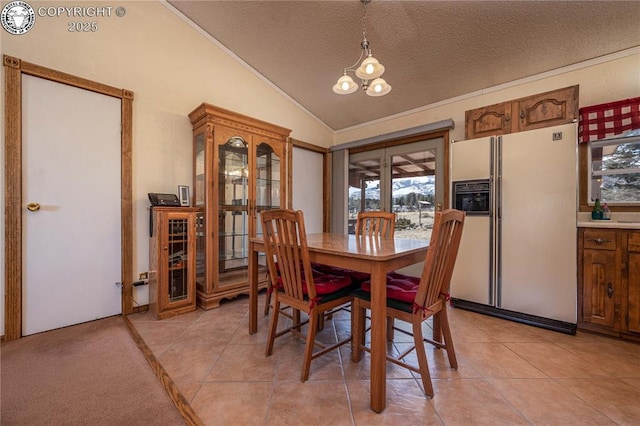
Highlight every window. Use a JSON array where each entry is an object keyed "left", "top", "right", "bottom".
[
  {"left": 347, "top": 138, "right": 443, "bottom": 240},
  {"left": 589, "top": 130, "right": 640, "bottom": 204}
]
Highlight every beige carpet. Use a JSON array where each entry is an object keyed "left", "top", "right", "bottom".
[{"left": 1, "top": 316, "right": 186, "bottom": 425}]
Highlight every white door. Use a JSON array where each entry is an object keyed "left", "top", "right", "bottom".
[
  {"left": 292, "top": 148, "right": 324, "bottom": 233},
  {"left": 22, "top": 75, "right": 122, "bottom": 336},
  {"left": 499, "top": 123, "right": 577, "bottom": 323}
]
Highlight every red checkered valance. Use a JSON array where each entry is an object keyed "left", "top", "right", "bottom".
[{"left": 578, "top": 97, "right": 640, "bottom": 143}]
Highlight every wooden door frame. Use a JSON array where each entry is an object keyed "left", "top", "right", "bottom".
[{"left": 3, "top": 55, "right": 134, "bottom": 341}]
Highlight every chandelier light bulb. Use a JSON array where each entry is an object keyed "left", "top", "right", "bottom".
[
  {"left": 366, "top": 77, "right": 391, "bottom": 97},
  {"left": 365, "top": 63, "right": 374, "bottom": 75},
  {"left": 333, "top": 74, "right": 358, "bottom": 94},
  {"left": 356, "top": 55, "right": 385, "bottom": 80}
]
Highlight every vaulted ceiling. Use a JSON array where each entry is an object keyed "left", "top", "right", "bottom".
[{"left": 167, "top": 1, "right": 640, "bottom": 132}]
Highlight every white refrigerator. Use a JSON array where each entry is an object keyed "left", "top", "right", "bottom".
[{"left": 450, "top": 123, "right": 577, "bottom": 331}]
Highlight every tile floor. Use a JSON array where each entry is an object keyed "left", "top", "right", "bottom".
[{"left": 128, "top": 294, "right": 640, "bottom": 425}]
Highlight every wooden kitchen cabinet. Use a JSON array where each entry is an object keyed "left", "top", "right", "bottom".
[
  {"left": 578, "top": 227, "right": 640, "bottom": 341},
  {"left": 578, "top": 229, "right": 619, "bottom": 331},
  {"left": 464, "top": 100, "right": 513, "bottom": 139},
  {"left": 514, "top": 85, "right": 578, "bottom": 133},
  {"left": 627, "top": 232, "right": 640, "bottom": 334},
  {"left": 189, "top": 103, "right": 292, "bottom": 309},
  {"left": 465, "top": 85, "right": 578, "bottom": 139},
  {"left": 149, "top": 207, "right": 199, "bottom": 319}
]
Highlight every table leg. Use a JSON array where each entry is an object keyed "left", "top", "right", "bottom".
[
  {"left": 248, "top": 242, "right": 258, "bottom": 334},
  {"left": 370, "top": 263, "right": 387, "bottom": 412}
]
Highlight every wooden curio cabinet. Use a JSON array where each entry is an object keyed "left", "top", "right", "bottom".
[
  {"left": 189, "top": 103, "right": 292, "bottom": 309},
  {"left": 149, "top": 207, "right": 199, "bottom": 319}
]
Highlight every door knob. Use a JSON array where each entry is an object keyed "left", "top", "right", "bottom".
[{"left": 26, "top": 202, "right": 41, "bottom": 212}]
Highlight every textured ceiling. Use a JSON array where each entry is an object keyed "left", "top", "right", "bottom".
[{"left": 167, "top": 1, "right": 640, "bottom": 132}]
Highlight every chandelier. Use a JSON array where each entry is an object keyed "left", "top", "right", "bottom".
[{"left": 333, "top": 0, "right": 391, "bottom": 97}]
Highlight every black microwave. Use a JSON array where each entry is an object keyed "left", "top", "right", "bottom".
[{"left": 452, "top": 179, "right": 491, "bottom": 215}]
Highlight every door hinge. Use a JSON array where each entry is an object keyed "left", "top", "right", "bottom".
[{"left": 626, "top": 314, "right": 629, "bottom": 326}]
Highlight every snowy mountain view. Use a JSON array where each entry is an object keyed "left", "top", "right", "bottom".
[
  {"left": 349, "top": 176, "right": 435, "bottom": 203},
  {"left": 348, "top": 176, "right": 437, "bottom": 239}
]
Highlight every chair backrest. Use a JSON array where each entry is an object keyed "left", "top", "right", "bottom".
[
  {"left": 261, "top": 209, "right": 317, "bottom": 301},
  {"left": 414, "top": 209, "right": 465, "bottom": 310},
  {"left": 356, "top": 211, "right": 396, "bottom": 238}
]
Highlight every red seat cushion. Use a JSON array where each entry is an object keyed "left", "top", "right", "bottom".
[
  {"left": 277, "top": 272, "right": 352, "bottom": 296},
  {"left": 360, "top": 273, "right": 420, "bottom": 304},
  {"left": 311, "top": 262, "right": 370, "bottom": 283}
]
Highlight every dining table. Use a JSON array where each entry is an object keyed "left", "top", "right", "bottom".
[{"left": 248, "top": 232, "right": 429, "bottom": 413}]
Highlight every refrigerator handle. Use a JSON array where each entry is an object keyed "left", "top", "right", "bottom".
[
  {"left": 495, "top": 135, "right": 503, "bottom": 307},
  {"left": 489, "top": 136, "right": 496, "bottom": 306},
  {"left": 496, "top": 136, "right": 502, "bottom": 221}
]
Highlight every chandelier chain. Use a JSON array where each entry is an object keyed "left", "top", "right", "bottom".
[{"left": 362, "top": 0, "right": 367, "bottom": 41}]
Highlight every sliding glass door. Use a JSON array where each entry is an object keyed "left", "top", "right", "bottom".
[{"left": 348, "top": 137, "right": 444, "bottom": 240}]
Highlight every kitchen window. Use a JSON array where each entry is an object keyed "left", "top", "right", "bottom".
[{"left": 589, "top": 129, "right": 640, "bottom": 204}]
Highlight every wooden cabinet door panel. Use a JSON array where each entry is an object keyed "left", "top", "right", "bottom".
[
  {"left": 465, "top": 101, "right": 513, "bottom": 139},
  {"left": 515, "top": 86, "right": 578, "bottom": 133},
  {"left": 629, "top": 252, "right": 640, "bottom": 333},
  {"left": 582, "top": 249, "right": 617, "bottom": 327},
  {"left": 628, "top": 231, "right": 640, "bottom": 333}
]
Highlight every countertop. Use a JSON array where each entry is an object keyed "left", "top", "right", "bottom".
[{"left": 577, "top": 212, "right": 640, "bottom": 229}]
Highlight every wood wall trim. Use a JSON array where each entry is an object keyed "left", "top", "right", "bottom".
[
  {"left": 3, "top": 55, "right": 134, "bottom": 340},
  {"left": 348, "top": 129, "right": 448, "bottom": 154},
  {"left": 121, "top": 95, "right": 134, "bottom": 314},
  {"left": 324, "top": 152, "right": 331, "bottom": 232},
  {"left": 4, "top": 56, "right": 23, "bottom": 342},
  {"left": 290, "top": 137, "right": 329, "bottom": 154}
]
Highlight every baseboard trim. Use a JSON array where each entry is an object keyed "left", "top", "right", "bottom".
[{"left": 451, "top": 298, "right": 577, "bottom": 335}]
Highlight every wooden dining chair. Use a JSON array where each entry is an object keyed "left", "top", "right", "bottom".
[
  {"left": 261, "top": 209, "right": 355, "bottom": 382},
  {"left": 355, "top": 211, "right": 396, "bottom": 238},
  {"left": 351, "top": 209, "right": 466, "bottom": 398},
  {"left": 311, "top": 210, "right": 397, "bottom": 329}
]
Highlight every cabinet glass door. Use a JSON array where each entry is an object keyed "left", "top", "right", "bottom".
[
  {"left": 255, "top": 141, "right": 284, "bottom": 237},
  {"left": 194, "top": 132, "right": 207, "bottom": 292},
  {"left": 167, "top": 216, "right": 189, "bottom": 303},
  {"left": 255, "top": 142, "right": 281, "bottom": 213},
  {"left": 194, "top": 132, "right": 206, "bottom": 207},
  {"left": 254, "top": 141, "right": 284, "bottom": 272},
  {"left": 218, "top": 136, "right": 249, "bottom": 283}
]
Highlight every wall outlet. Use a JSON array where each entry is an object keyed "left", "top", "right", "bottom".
[
  {"left": 552, "top": 132, "right": 563, "bottom": 141},
  {"left": 138, "top": 271, "right": 149, "bottom": 280}
]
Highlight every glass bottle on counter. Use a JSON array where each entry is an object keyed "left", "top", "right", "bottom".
[
  {"left": 592, "top": 198, "right": 603, "bottom": 220},
  {"left": 602, "top": 203, "right": 611, "bottom": 220}
]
